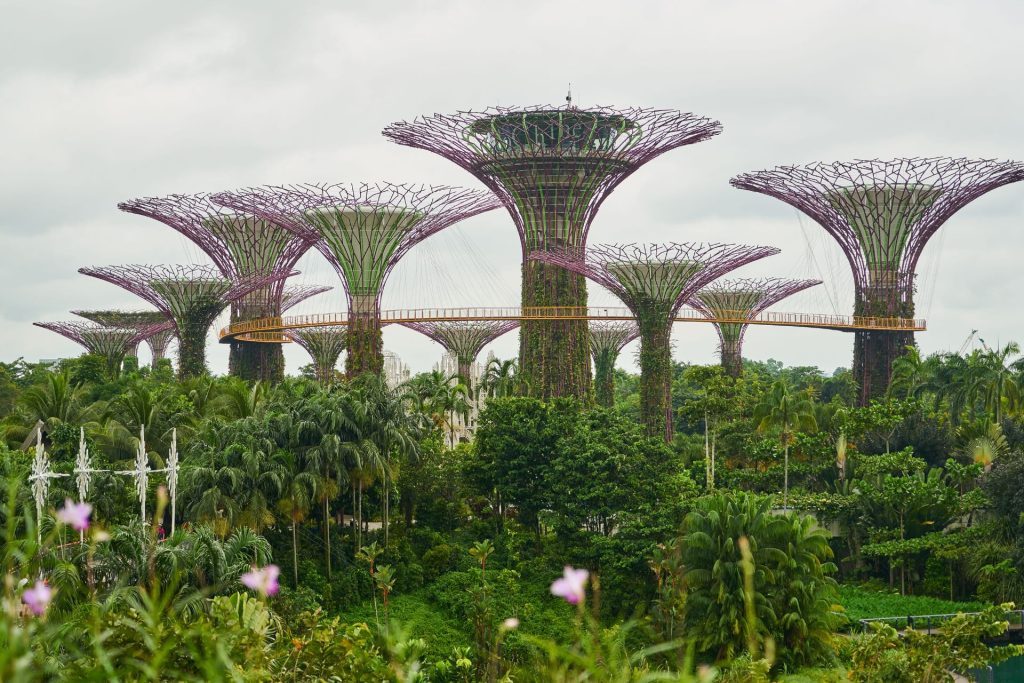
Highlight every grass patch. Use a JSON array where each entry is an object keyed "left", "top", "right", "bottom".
[
  {"left": 335, "top": 590, "right": 471, "bottom": 661},
  {"left": 836, "top": 584, "right": 987, "bottom": 628}
]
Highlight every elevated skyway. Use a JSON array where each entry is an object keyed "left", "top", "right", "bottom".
[{"left": 220, "top": 306, "right": 926, "bottom": 343}]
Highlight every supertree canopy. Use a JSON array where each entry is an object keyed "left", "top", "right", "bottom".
[
  {"left": 280, "top": 284, "right": 331, "bottom": 314},
  {"left": 286, "top": 326, "right": 347, "bottom": 385},
  {"left": 33, "top": 321, "right": 157, "bottom": 377},
  {"left": 213, "top": 183, "right": 500, "bottom": 378},
  {"left": 731, "top": 157, "right": 1024, "bottom": 403},
  {"left": 588, "top": 321, "right": 639, "bottom": 408},
  {"left": 118, "top": 193, "right": 318, "bottom": 383},
  {"left": 535, "top": 242, "right": 779, "bottom": 440},
  {"left": 71, "top": 309, "right": 172, "bottom": 363},
  {"left": 384, "top": 105, "right": 722, "bottom": 401},
  {"left": 78, "top": 264, "right": 291, "bottom": 379},
  {"left": 402, "top": 320, "right": 519, "bottom": 387},
  {"left": 690, "top": 278, "right": 821, "bottom": 378}
]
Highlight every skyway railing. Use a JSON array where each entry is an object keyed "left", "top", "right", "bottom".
[{"left": 220, "top": 306, "right": 926, "bottom": 342}]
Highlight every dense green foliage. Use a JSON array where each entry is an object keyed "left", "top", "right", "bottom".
[{"left": 1, "top": 339, "right": 1023, "bottom": 679}]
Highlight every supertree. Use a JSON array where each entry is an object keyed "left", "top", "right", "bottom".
[
  {"left": 285, "top": 326, "right": 347, "bottom": 385},
  {"left": 690, "top": 278, "right": 821, "bottom": 378},
  {"left": 402, "top": 320, "right": 520, "bottom": 388},
  {"left": 213, "top": 183, "right": 500, "bottom": 378},
  {"left": 78, "top": 264, "right": 290, "bottom": 379},
  {"left": 384, "top": 104, "right": 722, "bottom": 401},
  {"left": 33, "top": 320, "right": 158, "bottom": 377},
  {"left": 534, "top": 243, "right": 779, "bottom": 440},
  {"left": 280, "top": 284, "right": 331, "bottom": 314},
  {"left": 588, "top": 321, "right": 639, "bottom": 408},
  {"left": 731, "top": 157, "right": 1024, "bottom": 404},
  {"left": 71, "top": 309, "right": 174, "bottom": 366},
  {"left": 118, "top": 193, "right": 319, "bottom": 382}
]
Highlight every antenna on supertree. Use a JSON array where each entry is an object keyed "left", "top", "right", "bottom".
[
  {"left": 78, "top": 264, "right": 292, "bottom": 379},
  {"left": 690, "top": 277, "right": 821, "bottom": 378},
  {"left": 534, "top": 242, "right": 779, "bottom": 440},
  {"left": 119, "top": 193, "right": 319, "bottom": 382},
  {"left": 384, "top": 104, "right": 722, "bottom": 400},
  {"left": 731, "top": 157, "right": 1024, "bottom": 404},
  {"left": 33, "top": 320, "right": 158, "bottom": 378},
  {"left": 72, "top": 309, "right": 173, "bottom": 367},
  {"left": 213, "top": 183, "right": 500, "bottom": 378},
  {"left": 285, "top": 326, "right": 347, "bottom": 385},
  {"left": 402, "top": 320, "right": 519, "bottom": 389},
  {"left": 588, "top": 321, "right": 639, "bottom": 408}
]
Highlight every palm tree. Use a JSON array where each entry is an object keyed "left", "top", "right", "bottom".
[
  {"left": 19, "top": 371, "right": 93, "bottom": 427},
  {"left": 356, "top": 376, "right": 420, "bottom": 547},
  {"left": 753, "top": 380, "right": 817, "bottom": 511},
  {"left": 482, "top": 358, "right": 518, "bottom": 399},
  {"left": 277, "top": 449, "right": 317, "bottom": 588}
]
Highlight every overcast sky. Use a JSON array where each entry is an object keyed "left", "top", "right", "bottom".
[{"left": 3, "top": 0, "right": 1023, "bottom": 377}]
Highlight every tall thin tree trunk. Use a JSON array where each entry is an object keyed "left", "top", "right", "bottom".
[
  {"left": 292, "top": 519, "right": 299, "bottom": 588},
  {"left": 383, "top": 469, "right": 389, "bottom": 547},
  {"left": 783, "top": 442, "right": 790, "bottom": 512},
  {"left": 323, "top": 496, "right": 331, "bottom": 579}
]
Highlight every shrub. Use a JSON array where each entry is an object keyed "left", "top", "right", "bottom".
[{"left": 680, "top": 491, "right": 840, "bottom": 669}]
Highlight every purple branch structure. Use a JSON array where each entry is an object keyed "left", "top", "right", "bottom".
[
  {"left": 118, "top": 193, "right": 319, "bottom": 382},
  {"left": 213, "top": 183, "right": 500, "bottom": 378},
  {"left": 401, "top": 320, "right": 520, "bottom": 387},
  {"left": 71, "top": 309, "right": 174, "bottom": 366},
  {"left": 731, "top": 157, "right": 1024, "bottom": 403},
  {"left": 588, "top": 321, "right": 639, "bottom": 408},
  {"left": 281, "top": 284, "right": 331, "bottom": 314},
  {"left": 34, "top": 320, "right": 161, "bottom": 376},
  {"left": 534, "top": 242, "right": 779, "bottom": 440},
  {"left": 78, "top": 264, "right": 292, "bottom": 379},
  {"left": 286, "top": 326, "right": 347, "bottom": 386},
  {"left": 690, "top": 278, "right": 821, "bottom": 377},
  {"left": 384, "top": 104, "right": 722, "bottom": 401}
]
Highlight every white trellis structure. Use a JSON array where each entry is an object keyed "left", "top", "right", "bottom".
[
  {"left": 27, "top": 426, "right": 67, "bottom": 544},
  {"left": 115, "top": 425, "right": 180, "bottom": 532},
  {"left": 166, "top": 428, "right": 179, "bottom": 535},
  {"left": 117, "top": 425, "right": 151, "bottom": 525}
]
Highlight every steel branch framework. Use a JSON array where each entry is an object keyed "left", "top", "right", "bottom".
[
  {"left": 534, "top": 242, "right": 779, "bottom": 439},
  {"left": 285, "top": 326, "right": 347, "bottom": 385},
  {"left": 690, "top": 278, "right": 821, "bottom": 377},
  {"left": 71, "top": 309, "right": 173, "bottom": 364},
  {"left": 730, "top": 157, "right": 1024, "bottom": 402},
  {"left": 78, "top": 264, "right": 291, "bottom": 379},
  {"left": 33, "top": 320, "right": 158, "bottom": 376},
  {"left": 213, "top": 182, "right": 500, "bottom": 378},
  {"left": 401, "top": 320, "right": 520, "bottom": 386},
  {"left": 384, "top": 105, "right": 722, "bottom": 401},
  {"left": 119, "top": 193, "right": 319, "bottom": 382},
  {"left": 588, "top": 321, "right": 639, "bottom": 408}
]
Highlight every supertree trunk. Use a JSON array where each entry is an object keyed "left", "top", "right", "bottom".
[
  {"left": 230, "top": 340, "right": 285, "bottom": 382},
  {"left": 853, "top": 286, "right": 915, "bottom": 404},
  {"left": 637, "top": 311, "right": 673, "bottom": 440},
  {"left": 720, "top": 338, "right": 744, "bottom": 378},
  {"left": 593, "top": 348, "right": 618, "bottom": 408},
  {"left": 520, "top": 260, "right": 590, "bottom": 400},
  {"left": 177, "top": 322, "right": 210, "bottom": 380},
  {"left": 347, "top": 295, "right": 383, "bottom": 378}
]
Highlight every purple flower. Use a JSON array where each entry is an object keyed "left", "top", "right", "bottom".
[
  {"left": 22, "top": 580, "right": 53, "bottom": 616},
  {"left": 240, "top": 564, "right": 280, "bottom": 597},
  {"left": 56, "top": 499, "right": 92, "bottom": 531},
  {"left": 550, "top": 566, "right": 589, "bottom": 605}
]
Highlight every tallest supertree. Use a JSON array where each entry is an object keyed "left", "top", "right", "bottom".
[
  {"left": 731, "top": 158, "right": 1024, "bottom": 404},
  {"left": 384, "top": 105, "right": 722, "bottom": 400}
]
